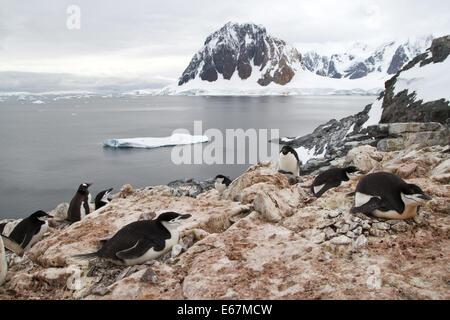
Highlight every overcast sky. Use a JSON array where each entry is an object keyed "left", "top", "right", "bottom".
[{"left": 0, "top": 0, "right": 449, "bottom": 92}]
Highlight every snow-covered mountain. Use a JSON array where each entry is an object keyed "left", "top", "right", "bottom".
[
  {"left": 178, "top": 22, "right": 302, "bottom": 87},
  {"left": 302, "top": 36, "right": 433, "bottom": 80},
  {"left": 160, "top": 23, "right": 433, "bottom": 96}
]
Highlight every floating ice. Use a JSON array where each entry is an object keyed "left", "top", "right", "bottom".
[
  {"left": 103, "top": 133, "right": 209, "bottom": 149},
  {"left": 32, "top": 100, "right": 45, "bottom": 104}
]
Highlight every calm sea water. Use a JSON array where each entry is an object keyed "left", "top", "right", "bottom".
[{"left": 0, "top": 95, "right": 374, "bottom": 219}]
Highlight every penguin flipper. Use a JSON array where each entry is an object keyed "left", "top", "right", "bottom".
[
  {"left": 19, "top": 230, "right": 34, "bottom": 249},
  {"left": 116, "top": 238, "right": 165, "bottom": 260},
  {"left": 314, "top": 181, "right": 341, "bottom": 198},
  {"left": 351, "top": 197, "right": 385, "bottom": 215},
  {"left": 1, "top": 235, "right": 24, "bottom": 257}
]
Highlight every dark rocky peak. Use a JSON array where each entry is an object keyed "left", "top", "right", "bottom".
[{"left": 178, "top": 22, "right": 302, "bottom": 87}]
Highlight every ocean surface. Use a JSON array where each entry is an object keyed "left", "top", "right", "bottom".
[{"left": 0, "top": 95, "right": 375, "bottom": 219}]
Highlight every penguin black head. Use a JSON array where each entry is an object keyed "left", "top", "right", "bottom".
[
  {"left": 30, "top": 210, "right": 53, "bottom": 221},
  {"left": 280, "top": 146, "right": 296, "bottom": 156},
  {"left": 344, "top": 166, "right": 365, "bottom": 179},
  {"left": 78, "top": 183, "right": 93, "bottom": 194},
  {"left": 401, "top": 184, "right": 432, "bottom": 205},
  {"left": 215, "top": 175, "right": 232, "bottom": 186},
  {"left": 156, "top": 212, "right": 192, "bottom": 225}
]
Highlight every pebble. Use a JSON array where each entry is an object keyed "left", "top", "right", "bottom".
[
  {"left": 391, "top": 222, "right": 410, "bottom": 233},
  {"left": 312, "top": 232, "right": 326, "bottom": 244},
  {"left": 353, "top": 235, "right": 368, "bottom": 248},
  {"left": 337, "top": 224, "right": 350, "bottom": 234},
  {"left": 386, "top": 220, "right": 401, "bottom": 225},
  {"left": 330, "top": 235, "right": 352, "bottom": 245},
  {"left": 91, "top": 284, "right": 110, "bottom": 296},
  {"left": 353, "top": 226, "right": 363, "bottom": 236},
  {"left": 140, "top": 268, "right": 158, "bottom": 284},
  {"left": 328, "top": 211, "right": 341, "bottom": 218},
  {"left": 369, "top": 228, "right": 388, "bottom": 237},
  {"left": 171, "top": 244, "right": 183, "bottom": 258},
  {"left": 372, "top": 222, "right": 390, "bottom": 230},
  {"left": 324, "top": 227, "right": 337, "bottom": 240},
  {"left": 346, "top": 231, "right": 356, "bottom": 238}
]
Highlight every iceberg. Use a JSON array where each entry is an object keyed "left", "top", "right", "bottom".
[
  {"left": 103, "top": 133, "right": 209, "bottom": 149},
  {"left": 32, "top": 100, "right": 45, "bottom": 104}
]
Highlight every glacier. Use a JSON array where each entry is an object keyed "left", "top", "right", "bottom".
[{"left": 103, "top": 133, "right": 209, "bottom": 149}]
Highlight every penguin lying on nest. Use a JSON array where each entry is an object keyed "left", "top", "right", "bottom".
[
  {"left": 302, "top": 166, "right": 365, "bottom": 198},
  {"left": 351, "top": 172, "right": 431, "bottom": 219},
  {"left": 8, "top": 210, "right": 53, "bottom": 250},
  {"left": 73, "top": 212, "right": 191, "bottom": 265}
]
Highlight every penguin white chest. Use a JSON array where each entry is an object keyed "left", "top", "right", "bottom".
[
  {"left": 355, "top": 192, "right": 419, "bottom": 220},
  {"left": 122, "top": 228, "right": 179, "bottom": 266},
  {"left": 215, "top": 181, "right": 227, "bottom": 193},
  {"left": 0, "top": 237, "right": 6, "bottom": 286},
  {"left": 279, "top": 153, "right": 299, "bottom": 176},
  {"left": 371, "top": 207, "right": 419, "bottom": 220},
  {"left": 25, "top": 222, "right": 49, "bottom": 250},
  {"left": 80, "top": 193, "right": 92, "bottom": 219}
]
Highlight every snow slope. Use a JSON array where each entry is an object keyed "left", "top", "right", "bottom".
[
  {"left": 159, "top": 64, "right": 382, "bottom": 96},
  {"left": 393, "top": 54, "right": 450, "bottom": 103}
]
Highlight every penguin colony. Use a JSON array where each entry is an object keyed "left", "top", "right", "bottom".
[{"left": 0, "top": 144, "right": 433, "bottom": 284}]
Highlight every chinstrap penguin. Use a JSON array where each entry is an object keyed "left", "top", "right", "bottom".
[
  {"left": 214, "top": 175, "right": 232, "bottom": 193},
  {"left": 278, "top": 146, "right": 301, "bottom": 176},
  {"left": 8, "top": 210, "right": 53, "bottom": 250},
  {"left": 303, "top": 166, "right": 365, "bottom": 198},
  {"left": 95, "top": 188, "right": 113, "bottom": 210},
  {"left": 73, "top": 212, "right": 192, "bottom": 265},
  {"left": 67, "top": 183, "right": 92, "bottom": 223},
  {"left": 350, "top": 172, "right": 431, "bottom": 219}
]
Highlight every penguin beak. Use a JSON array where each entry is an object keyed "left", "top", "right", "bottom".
[
  {"left": 179, "top": 214, "right": 192, "bottom": 220},
  {"left": 419, "top": 194, "right": 432, "bottom": 201},
  {"left": 357, "top": 170, "right": 366, "bottom": 175},
  {"left": 87, "top": 183, "right": 93, "bottom": 187}
]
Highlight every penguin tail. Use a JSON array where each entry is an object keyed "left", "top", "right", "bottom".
[
  {"left": 300, "top": 185, "right": 312, "bottom": 189},
  {"left": 72, "top": 252, "right": 98, "bottom": 260}
]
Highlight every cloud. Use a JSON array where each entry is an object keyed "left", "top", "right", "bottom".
[{"left": 0, "top": 0, "right": 448, "bottom": 92}]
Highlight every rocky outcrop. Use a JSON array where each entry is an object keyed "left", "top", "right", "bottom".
[
  {"left": 178, "top": 22, "right": 302, "bottom": 87},
  {"left": 281, "top": 121, "right": 449, "bottom": 174},
  {"left": 381, "top": 35, "right": 450, "bottom": 125},
  {"left": 0, "top": 142, "right": 448, "bottom": 300},
  {"left": 281, "top": 35, "right": 449, "bottom": 173}
]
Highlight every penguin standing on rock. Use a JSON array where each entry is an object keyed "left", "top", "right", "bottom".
[
  {"left": 67, "top": 183, "right": 92, "bottom": 223},
  {"left": 278, "top": 146, "right": 301, "bottom": 176},
  {"left": 73, "top": 212, "right": 192, "bottom": 266},
  {"left": 95, "top": 188, "right": 113, "bottom": 210},
  {"left": 214, "top": 175, "right": 232, "bottom": 193},
  {"left": 8, "top": 210, "right": 53, "bottom": 250},
  {"left": 303, "top": 166, "right": 365, "bottom": 198},
  {"left": 351, "top": 172, "right": 431, "bottom": 219}
]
